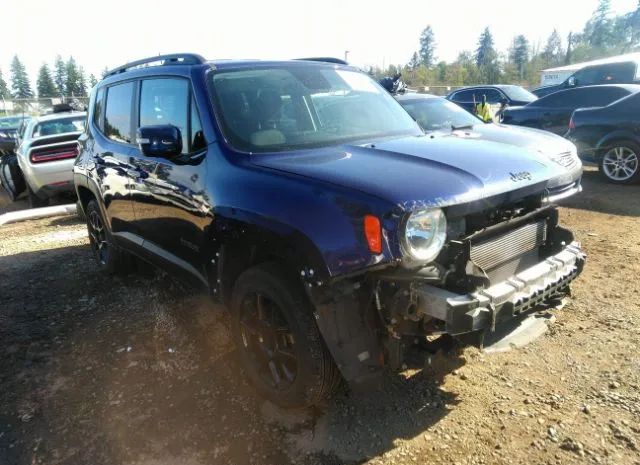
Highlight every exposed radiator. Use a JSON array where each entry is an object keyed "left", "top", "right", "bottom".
[{"left": 470, "top": 221, "right": 547, "bottom": 274}]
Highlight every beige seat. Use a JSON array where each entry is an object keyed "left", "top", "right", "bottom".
[{"left": 250, "top": 129, "right": 286, "bottom": 147}]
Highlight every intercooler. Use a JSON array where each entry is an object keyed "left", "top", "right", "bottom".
[{"left": 470, "top": 221, "right": 547, "bottom": 283}]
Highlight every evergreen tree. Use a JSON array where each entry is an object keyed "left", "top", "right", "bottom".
[
  {"left": 53, "top": 55, "right": 66, "bottom": 96},
  {"left": 565, "top": 32, "right": 574, "bottom": 64},
  {"left": 543, "top": 29, "right": 564, "bottom": 65},
  {"left": 509, "top": 35, "right": 529, "bottom": 79},
  {"left": 0, "top": 68, "right": 9, "bottom": 99},
  {"left": 101, "top": 67, "right": 109, "bottom": 79},
  {"left": 10, "top": 55, "right": 33, "bottom": 99},
  {"left": 475, "top": 27, "right": 499, "bottom": 82},
  {"left": 89, "top": 74, "right": 98, "bottom": 88},
  {"left": 77, "top": 66, "right": 87, "bottom": 97},
  {"left": 65, "top": 57, "right": 80, "bottom": 97},
  {"left": 419, "top": 26, "right": 437, "bottom": 67},
  {"left": 584, "top": 0, "right": 613, "bottom": 48},
  {"left": 408, "top": 52, "right": 420, "bottom": 69},
  {"left": 36, "top": 63, "right": 57, "bottom": 98}
]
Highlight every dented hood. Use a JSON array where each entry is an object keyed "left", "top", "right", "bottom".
[{"left": 251, "top": 135, "right": 560, "bottom": 210}]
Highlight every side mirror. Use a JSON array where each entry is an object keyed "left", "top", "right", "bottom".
[
  {"left": 567, "top": 76, "right": 576, "bottom": 87},
  {"left": 137, "top": 125, "right": 182, "bottom": 158}
]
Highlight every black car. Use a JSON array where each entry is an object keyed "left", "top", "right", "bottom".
[
  {"left": 74, "top": 54, "right": 584, "bottom": 408},
  {"left": 446, "top": 85, "right": 537, "bottom": 114},
  {"left": 501, "top": 84, "right": 640, "bottom": 135},
  {"left": 566, "top": 91, "right": 640, "bottom": 184},
  {"left": 533, "top": 57, "right": 640, "bottom": 98}
]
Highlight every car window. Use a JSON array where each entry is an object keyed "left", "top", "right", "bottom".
[
  {"left": 574, "top": 63, "right": 636, "bottom": 86},
  {"left": 572, "top": 67, "right": 601, "bottom": 86},
  {"left": 105, "top": 82, "right": 134, "bottom": 144},
  {"left": 140, "top": 78, "right": 189, "bottom": 153},
  {"left": 33, "top": 116, "right": 86, "bottom": 138},
  {"left": 399, "top": 98, "right": 481, "bottom": 131},
  {"left": 450, "top": 89, "right": 475, "bottom": 101},
  {"left": 533, "top": 89, "right": 578, "bottom": 108},
  {"left": 581, "top": 87, "right": 631, "bottom": 106},
  {"left": 93, "top": 87, "right": 105, "bottom": 131},
  {"left": 479, "top": 88, "right": 503, "bottom": 103}
]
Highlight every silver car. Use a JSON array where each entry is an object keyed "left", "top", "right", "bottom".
[{"left": 15, "top": 111, "right": 86, "bottom": 207}]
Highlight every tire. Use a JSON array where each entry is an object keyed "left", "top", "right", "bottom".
[
  {"left": 598, "top": 141, "right": 640, "bottom": 185},
  {"left": 85, "top": 199, "right": 132, "bottom": 275},
  {"left": 0, "top": 154, "right": 26, "bottom": 201},
  {"left": 27, "top": 184, "right": 49, "bottom": 208},
  {"left": 230, "top": 262, "right": 341, "bottom": 408}
]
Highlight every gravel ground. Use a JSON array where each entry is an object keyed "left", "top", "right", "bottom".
[{"left": 0, "top": 166, "right": 639, "bottom": 465}]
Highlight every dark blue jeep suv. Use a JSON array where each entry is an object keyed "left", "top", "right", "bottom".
[{"left": 74, "top": 54, "right": 585, "bottom": 408}]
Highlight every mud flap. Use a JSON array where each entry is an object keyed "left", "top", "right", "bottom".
[
  {"left": 310, "top": 284, "right": 385, "bottom": 390},
  {"left": 0, "top": 154, "right": 26, "bottom": 201}
]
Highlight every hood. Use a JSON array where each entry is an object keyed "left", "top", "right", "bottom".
[
  {"left": 251, "top": 135, "right": 559, "bottom": 210},
  {"left": 448, "top": 123, "right": 575, "bottom": 156}
]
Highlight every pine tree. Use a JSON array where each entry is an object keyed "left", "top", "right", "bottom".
[
  {"left": 408, "top": 52, "right": 420, "bottom": 69},
  {"left": 0, "top": 68, "right": 9, "bottom": 99},
  {"left": 509, "top": 35, "right": 529, "bottom": 79},
  {"left": 584, "top": 0, "right": 613, "bottom": 48},
  {"left": 89, "top": 74, "right": 98, "bottom": 88},
  {"left": 10, "top": 55, "right": 33, "bottom": 99},
  {"left": 77, "top": 66, "right": 87, "bottom": 97},
  {"left": 101, "top": 67, "right": 109, "bottom": 79},
  {"left": 543, "top": 29, "right": 564, "bottom": 65},
  {"left": 419, "top": 26, "right": 437, "bottom": 68},
  {"left": 36, "top": 63, "right": 57, "bottom": 98},
  {"left": 475, "top": 27, "right": 499, "bottom": 83},
  {"left": 53, "top": 55, "right": 66, "bottom": 96},
  {"left": 65, "top": 57, "right": 80, "bottom": 97}
]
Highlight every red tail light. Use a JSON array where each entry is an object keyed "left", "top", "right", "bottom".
[
  {"left": 568, "top": 116, "right": 575, "bottom": 130},
  {"left": 364, "top": 214, "right": 382, "bottom": 254},
  {"left": 30, "top": 144, "right": 79, "bottom": 164}
]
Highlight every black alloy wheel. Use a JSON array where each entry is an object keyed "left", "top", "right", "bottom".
[{"left": 238, "top": 292, "right": 298, "bottom": 389}]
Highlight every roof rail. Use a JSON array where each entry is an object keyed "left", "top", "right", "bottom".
[
  {"left": 105, "top": 53, "right": 207, "bottom": 77},
  {"left": 295, "top": 57, "right": 348, "bottom": 65}
]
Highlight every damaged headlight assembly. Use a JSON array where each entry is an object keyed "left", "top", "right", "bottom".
[{"left": 401, "top": 208, "right": 447, "bottom": 265}]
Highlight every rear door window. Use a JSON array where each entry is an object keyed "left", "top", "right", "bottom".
[
  {"left": 104, "top": 82, "right": 134, "bottom": 143},
  {"left": 581, "top": 87, "right": 631, "bottom": 106},
  {"left": 450, "top": 90, "right": 475, "bottom": 101}
]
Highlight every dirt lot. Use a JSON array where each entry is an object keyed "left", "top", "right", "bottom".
[{"left": 1, "top": 166, "right": 639, "bottom": 465}]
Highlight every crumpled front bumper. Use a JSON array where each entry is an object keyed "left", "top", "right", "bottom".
[{"left": 415, "top": 242, "right": 586, "bottom": 335}]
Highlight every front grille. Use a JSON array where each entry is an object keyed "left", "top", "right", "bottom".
[
  {"left": 552, "top": 151, "right": 578, "bottom": 169},
  {"left": 470, "top": 221, "right": 547, "bottom": 274}
]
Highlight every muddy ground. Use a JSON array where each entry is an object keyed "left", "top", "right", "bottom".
[{"left": 0, "top": 166, "right": 639, "bottom": 465}]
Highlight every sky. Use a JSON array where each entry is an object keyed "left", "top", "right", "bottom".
[{"left": 1, "top": 0, "right": 638, "bottom": 88}]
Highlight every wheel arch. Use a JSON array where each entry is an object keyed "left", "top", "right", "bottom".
[{"left": 595, "top": 131, "right": 640, "bottom": 159}]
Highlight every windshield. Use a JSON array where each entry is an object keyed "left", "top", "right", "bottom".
[
  {"left": 501, "top": 86, "right": 537, "bottom": 103},
  {"left": 399, "top": 97, "right": 481, "bottom": 131},
  {"left": 210, "top": 66, "right": 422, "bottom": 152},
  {"left": 32, "top": 115, "right": 85, "bottom": 138}
]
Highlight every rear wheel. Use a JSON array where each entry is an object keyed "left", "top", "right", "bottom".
[
  {"left": 599, "top": 142, "right": 640, "bottom": 184},
  {"left": 86, "top": 199, "right": 131, "bottom": 275},
  {"left": 230, "top": 262, "right": 341, "bottom": 408}
]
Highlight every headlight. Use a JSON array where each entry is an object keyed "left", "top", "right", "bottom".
[{"left": 402, "top": 208, "right": 447, "bottom": 263}]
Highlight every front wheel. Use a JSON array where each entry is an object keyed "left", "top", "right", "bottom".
[
  {"left": 599, "top": 142, "right": 640, "bottom": 184},
  {"left": 230, "top": 262, "right": 341, "bottom": 408}
]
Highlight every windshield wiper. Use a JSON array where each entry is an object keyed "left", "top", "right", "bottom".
[{"left": 451, "top": 124, "right": 474, "bottom": 131}]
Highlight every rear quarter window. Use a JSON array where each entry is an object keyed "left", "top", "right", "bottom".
[{"left": 104, "top": 82, "right": 134, "bottom": 144}]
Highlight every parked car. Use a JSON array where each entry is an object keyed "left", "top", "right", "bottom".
[
  {"left": 533, "top": 55, "right": 640, "bottom": 98},
  {"left": 566, "top": 91, "right": 640, "bottom": 184},
  {"left": 501, "top": 84, "right": 640, "bottom": 135},
  {"left": 0, "top": 115, "right": 29, "bottom": 155},
  {"left": 12, "top": 110, "right": 86, "bottom": 206},
  {"left": 395, "top": 93, "right": 582, "bottom": 199},
  {"left": 446, "top": 85, "right": 537, "bottom": 115},
  {"left": 74, "top": 54, "right": 585, "bottom": 408}
]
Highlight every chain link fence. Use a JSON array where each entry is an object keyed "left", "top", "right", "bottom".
[{"left": 0, "top": 97, "right": 89, "bottom": 117}]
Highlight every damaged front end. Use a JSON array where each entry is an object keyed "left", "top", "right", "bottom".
[{"left": 308, "top": 196, "right": 586, "bottom": 388}]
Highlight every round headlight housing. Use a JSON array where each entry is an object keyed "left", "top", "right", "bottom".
[{"left": 402, "top": 209, "right": 447, "bottom": 263}]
